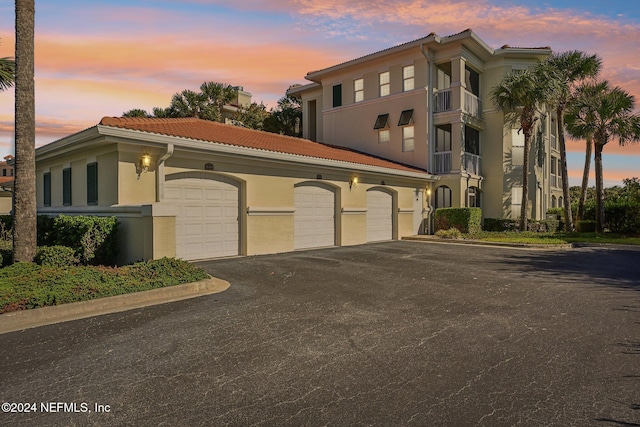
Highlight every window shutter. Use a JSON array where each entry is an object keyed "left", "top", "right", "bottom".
[
  {"left": 43, "top": 172, "right": 51, "bottom": 207},
  {"left": 63, "top": 168, "right": 72, "bottom": 206},
  {"left": 87, "top": 162, "right": 98, "bottom": 205}
]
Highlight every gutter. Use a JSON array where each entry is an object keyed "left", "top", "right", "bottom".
[{"left": 156, "top": 143, "right": 174, "bottom": 202}]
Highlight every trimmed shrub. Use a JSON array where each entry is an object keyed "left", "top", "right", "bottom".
[
  {"left": 48, "top": 215, "right": 119, "bottom": 265},
  {"left": 546, "top": 207, "right": 563, "bottom": 217},
  {"left": 34, "top": 245, "right": 79, "bottom": 267},
  {"left": 0, "top": 248, "right": 11, "bottom": 267},
  {"left": 37, "top": 215, "right": 56, "bottom": 246},
  {"left": 576, "top": 220, "right": 597, "bottom": 233},
  {"left": 435, "top": 208, "right": 482, "bottom": 234},
  {"left": 435, "top": 227, "right": 462, "bottom": 239}
]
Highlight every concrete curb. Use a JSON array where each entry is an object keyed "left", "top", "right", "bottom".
[
  {"left": 402, "top": 235, "right": 574, "bottom": 250},
  {"left": 0, "top": 276, "right": 230, "bottom": 335}
]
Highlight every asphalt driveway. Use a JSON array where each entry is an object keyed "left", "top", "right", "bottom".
[{"left": 1, "top": 241, "right": 639, "bottom": 426}]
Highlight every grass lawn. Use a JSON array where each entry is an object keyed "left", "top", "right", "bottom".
[
  {"left": 0, "top": 258, "right": 209, "bottom": 314},
  {"left": 459, "top": 231, "right": 640, "bottom": 246}
]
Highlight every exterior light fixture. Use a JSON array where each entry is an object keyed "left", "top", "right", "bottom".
[
  {"left": 137, "top": 153, "right": 152, "bottom": 179},
  {"left": 349, "top": 176, "right": 359, "bottom": 190}
]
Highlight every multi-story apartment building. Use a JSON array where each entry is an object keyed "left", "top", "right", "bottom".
[{"left": 288, "top": 29, "right": 564, "bottom": 222}]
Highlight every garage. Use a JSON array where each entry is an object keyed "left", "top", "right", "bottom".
[
  {"left": 164, "top": 176, "right": 239, "bottom": 260},
  {"left": 366, "top": 189, "right": 393, "bottom": 242},
  {"left": 294, "top": 184, "right": 335, "bottom": 250}
]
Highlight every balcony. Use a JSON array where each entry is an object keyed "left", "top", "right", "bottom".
[
  {"left": 463, "top": 153, "right": 481, "bottom": 175},
  {"left": 434, "top": 89, "right": 482, "bottom": 119},
  {"left": 464, "top": 92, "right": 482, "bottom": 118},
  {"left": 434, "top": 89, "right": 451, "bottom": 113},
  {"left": 433, "top": 152, "right": 481, "bottom": 175},
  {"left": 433, "top": 151, "right": 451, "bottom": 173}
]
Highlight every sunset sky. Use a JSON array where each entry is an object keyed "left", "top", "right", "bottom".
[{"left": 0, "top": 0, "right": 639, "bottom": 187}]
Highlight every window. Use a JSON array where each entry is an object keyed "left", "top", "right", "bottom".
[
  {"left": 468, "top": 187, "right": 481, "bottom": 208},
  {"left": 512, "top": 129, "right": 525, "bottom": 166},
  {"left": 551, "top": 155, "right": 559, "bottom": 187},
  {"left": 378, "top": 129, "right": 390, "bottom": 144},
  {"left": 332, "top": 84, "right": 342, "bottom": 108},
  {"left": 512, "top": 186, "right": 522, "bottom": 218},
  {"left": 398, "top": 109, "right": 414, "bottom": 126},
  {"left": 354, "top": 78, "right": 364, "bottom": 103},
  {"left": 379, "top": 71, "right": 390, "bottom": 97},
  {"left": 2, "top": 169, "right": 5, "bottom": 177},
  {"left": 63, "top": 167, "right": 72, "bottom": 206},
  {"left": 435, "top": 186, "right": 452, "bottom": 209},
  {"left": 402, "top": 126, "right": 414, "bottom": 152},
  {"left": 403, "top": 65, "right": 414, "bottom": 91},
  {"left": 43, "top": 172, "right": 51, "bottom": 207},
  {"left": 87, "top": 162, "right": 98, "bottom": 205}
]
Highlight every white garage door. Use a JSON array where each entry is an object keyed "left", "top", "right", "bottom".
[
  {"left": 165, "top": 178, "right": 239, "bottom": 260},
  {"left": 294, "top": 185, "right": 335, "bottom": 250},
  {"left": 366, "top": 189, "right": 393, "bottom": 242}
]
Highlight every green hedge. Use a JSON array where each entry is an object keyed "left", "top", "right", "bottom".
[
  {"left": 50, "top": 215, "right": 119, "bottom": 265},
  {"left": 435, "top": 208, "right": 482, "bottom": 234},
  {"left": 34, "top": 245, "right": 79, "bottom": 267},
  {"left": 483, "top": 218, "right": 561, "bottom": 233},
  {"left": 0, "top": 215, "right": 119, "bottom": 265},
  {"left": 0, "top": 258, "right": 209, "bottom": 313},
  {"left": 576, "top": 220, "right": 597, "bottom": 233}
]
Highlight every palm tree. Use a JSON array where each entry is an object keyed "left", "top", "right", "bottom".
[
  {"left": 542, "top": 51, "right": 601, "bottom": 231},
  {"left": 567, "top": 81, "right": 640, "bottom": 232},
  {"left": 122, "top": 108, "right": 151, "bottom": 118},
  {"left": 13, "top": 0, "right": 37, "bottom": 262},
  {"left": 169, "top": 89, "right": 208, "bottom": 119},
  {"left": 492, "top": 68, "right": 557, "bottom": 231},
  {"left": 565, "top": 82, "right": 604, "bottom": 222},
  {"left": 0, "top": 39, "right": 15, "bottom": 91}
]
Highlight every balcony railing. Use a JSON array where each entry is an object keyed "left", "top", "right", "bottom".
[
  {"left": 434, "top": 89, "right": 451, "bottom": 113},
  {"left": 464, "top": 91, "right": 482, "bottom": 118},
  {"left": 433, "top": 151, "right": 452, "bottom": 173},
  {"left": 463, "top": 152, "right": 481, "bottom": 175},
  {"left": 434, "top": 88, "right": 482, "bottom": 118}
]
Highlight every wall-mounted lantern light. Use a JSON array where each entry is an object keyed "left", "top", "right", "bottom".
[
  {"left": 137, "top": 153, "right": 152, "bottom": 179},
  {"left": 349, "top": 176, "right": 359, "bottom": 190}
]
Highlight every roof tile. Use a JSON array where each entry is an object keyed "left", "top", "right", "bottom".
[{"left": 99, "top": 117, "right": 429, "bottom": 175}]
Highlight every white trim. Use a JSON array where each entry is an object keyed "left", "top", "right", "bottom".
[
  {"left": 246, "top": 207, "right": 295, "bottom": 216},
  {"left": 398, "top": 208, "right": 414, "bottom": 213},
  {"left": 341, "top": 207, "right": 367, "bottom": 215}
]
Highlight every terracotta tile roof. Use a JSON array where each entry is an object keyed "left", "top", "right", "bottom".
[
  {"left": 99, "top": 117, "right": 430, "bottom": 175},
  {"left": 0, "top": 177, "right": 13, "bottom": 185}
]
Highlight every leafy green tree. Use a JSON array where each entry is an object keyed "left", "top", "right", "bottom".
[
  {"left": 542, "top": 51, "right": 602, "bottom": 231},
  {"left": 567, "top": 81, "right": 640, "bottom": 232},
  {"left": 199, "top": 82, "right": 236, "bottom": 119},
  {"left": 13, "top": 0, "right": 37, "bottom": 262},
  {"left": 122, "top": 108, "right": 151, "bottom": 118},
  {"left": 264, "top": 95, "right": 302, "bottom": 137},
  {"left": 232, "top": 102, "right": 270, "bottom": 130},
  {"left": 492, "top": 68, "right": 558, "bottom": 231}
]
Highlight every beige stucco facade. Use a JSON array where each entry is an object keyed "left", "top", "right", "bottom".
[
  {"left": 289, "top": 29, "right": 560, "bottom": 223},
  {"left": 35, "top": 122, "right": 435, "bottom": 264}
]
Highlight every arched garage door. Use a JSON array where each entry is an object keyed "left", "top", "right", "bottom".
[
  {"left": 294, "top": 184, "right": 335, "bottom": 250},
  {"left": 366, "top": 189, "right": 393, "bottom": 242},
  {"left": 164, "top": 177, "right": 239, "bottom": 260}
]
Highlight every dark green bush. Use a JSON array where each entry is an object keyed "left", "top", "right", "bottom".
[
  {"left": 34, "top": 245, "right": 79, "bottom": 267},
  {"left": 435, "top": 208, "right": 482, "bottom": 234},
  {"left": 37, "top": 215, "right": 56, "bottom": 246},
  {"left": 576, "top": 220, "right": 597, "bottom": 233},
  {"left": 546, "top": 207, "right": 563, "bottom": 217},
  {"left": 483, "top": 218, "right": 519, "bottom": 232},
  {"left": 0, "top": 258, "right": 209, "bottom": 313},
  {"left": 47, "top": 215, "right": 119, "bottom": 265},
  {"left": 0, "top": 248, "right": 11, "bottom": 267}
]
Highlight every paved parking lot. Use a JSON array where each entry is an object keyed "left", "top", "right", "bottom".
[{"left": 1, "top": 241, "right": 639, "bottom": 426}]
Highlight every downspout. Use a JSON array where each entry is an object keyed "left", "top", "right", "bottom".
[
  {"left": 421, "top": 42, "right": 436, "bottom": 233},
  {"left": 155, "top": 143, "right": 174, "bottom": 202}
]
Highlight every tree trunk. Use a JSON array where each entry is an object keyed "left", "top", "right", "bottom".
[
  {"left": 577, "top": 137, "right": 592, "bottom": 223},
  {"left": 520, "top": 132, "right": 530, "bottom": 232},
  {"left": 557, "top": 107, "right": 573, "bottom": 231},
  {"left": 594, "top": 142, "right": 605, "bottom": 234},
  {"left": 13, "top": 0, "right": 37, "bottom": 263}
]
